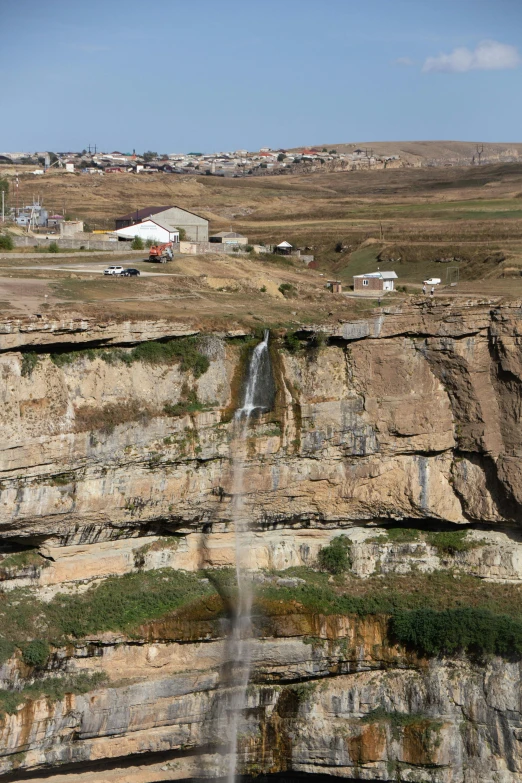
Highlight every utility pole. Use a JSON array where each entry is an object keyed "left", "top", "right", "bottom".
[
  {"left": 1, "top": 190, "right": 4, "bottom": 223},
  {"left": 476, "top": 143, "right": 484, "bottom": 165}
]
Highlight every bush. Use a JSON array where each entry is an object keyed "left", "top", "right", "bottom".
[
  {"left": 260, "top": 285, "right": 267, "bottom": 293},
  {"left": 20, "top": 352, "right": 39, "bottom": 377},
  {"left": 131, "top": 236, "right": 144, "bottom": 250},
  {"left": 278, "top": 282, "right": 296, "bottom": 298},
  {"left": 334, "top": 242, "right": 343, "bottom": 253},
  {"left": 390, "top": 608, "right": 522, "bottom": 657},
  {"left": 318, "top": 536, "right": 352, "bottom": 575},
  {"left": 284, "top": 331, "right": 301, "bottom": 353},
  {"left": 245, "top": 244, "right": 254, "bottom": 252},
  {"left": 309, "top": 331, "right": 327, "bottom": 350},
  {"left": 0, "top": 640, "right": 15, "bottom": 665},
  {"left": 163, "top": 390, "right": 210, "bottom": 418},
  {"left": 176, "top": 227, "right": 186, "bottom": 242},
  {"left": 22, "top": 640, "right": 50, "bottom": 668},
  {"left": 427, "top": 530, "right": 474, "bottom": 555},
  {"left": 48, "top": 242, "right": 59, "bottom": 253},
  {"left": 0, "top": 233, "right": 14, "bottom": 251}
]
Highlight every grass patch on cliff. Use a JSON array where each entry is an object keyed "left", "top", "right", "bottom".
[
  {"left": 0, "top": 672, "right": 108, "bottom": 718},
  {"left": 0, "top": 549, "right": 49, "bottom": 573},
  {"left": 75, "top": 400, "right": 153, "bottom": 434},
  {"left": 51, "top": 337, "right": 210, "bottom": 378},
  {"left": 257, "top": 569, "right": 522, "bottom": 658},
  {"left": 0, "top": 569, "right": 214, "bottom": 651}
]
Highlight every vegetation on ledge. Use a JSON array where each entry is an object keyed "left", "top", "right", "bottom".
[
  {"left": 50, "top": 336, "right": 210, "bottom": 378},
  {"left": 0, "top": 672, "right": 108, "bottom": 718}
]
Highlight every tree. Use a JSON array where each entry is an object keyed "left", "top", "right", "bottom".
[
  {"left": 131, "top": 236, "right": 144, "bottom": 250},
  {"left": 329, "top": 149, "right": 337, "bottom": 154},
  {"left": 277, "top": 153, "right": 285, "bottom": 162},
  {"left": 0, "top": 178, "right": 9, "bottom": 199},
  {"left": 176, "top": 227, "right": 187, "bottom": 241},
  {"left": 322, "top": 148, "right": 327, "bottom": 152},
  {"left": 142, "top": 151, "right": 158, "bottom": 162},
  {"left": 0, "top": 233, "right": 14, "bottom": 250}
]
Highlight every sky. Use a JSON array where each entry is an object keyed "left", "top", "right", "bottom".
[{"left": 1, "top": 0, "right": 521, "bottom": 153}]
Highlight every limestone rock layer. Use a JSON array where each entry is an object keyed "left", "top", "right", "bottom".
[{"left": 1, "top": 300, "right": 522, "bottom": 781}]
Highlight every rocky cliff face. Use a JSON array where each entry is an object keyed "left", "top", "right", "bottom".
[{"left": 2, "top": 301, "right": 522, "bottom": 782}]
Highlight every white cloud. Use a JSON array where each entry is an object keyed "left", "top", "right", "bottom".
[
  {"left": 394, "top": 57, "right": 415, "bottom": 67},
  {"left": 423, "top": 40, "right": 520, "bottom": 73}
]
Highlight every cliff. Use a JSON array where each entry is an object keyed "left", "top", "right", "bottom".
[{"left": 1, "top": 299, "right": 522, "bottom": 782}]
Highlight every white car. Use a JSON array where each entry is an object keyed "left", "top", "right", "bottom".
[
  {"left": 103, "top": 266, "right": 124, "bottom": 276},
  {"left": 423, "top": 277, "right": 441, "bottom": 285}
]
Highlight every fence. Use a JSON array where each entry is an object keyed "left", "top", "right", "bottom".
[{"left": 13, "top": 235, "right": 123, "bottom": 251}]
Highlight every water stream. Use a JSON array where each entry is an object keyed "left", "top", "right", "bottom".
[{"left": 225, "top": 330, "right": 272, "bottom": 783}]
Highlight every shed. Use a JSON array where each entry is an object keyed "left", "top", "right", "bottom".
[
  {"left": 113, "top": 218, "right": 180, "bottom": 244},
  {"left": 327, "top": 280, "right": 342, "bottom": 293},
  {"left": 353, "top": 271, "right": 397, "bottom": 292}
]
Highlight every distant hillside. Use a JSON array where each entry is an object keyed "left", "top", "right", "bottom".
[{"left": 296, "top": 141, "right": 522, "bottom": 167}]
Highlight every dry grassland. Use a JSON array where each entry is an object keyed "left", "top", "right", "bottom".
[{"left": 2, "top": 161, "right": 522, "bottom": 322}]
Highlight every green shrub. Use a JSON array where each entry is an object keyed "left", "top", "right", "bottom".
[
  {"left": 131, "top": 236, "right": 144, "bottom": 250},
  {"left": 20, "top": 352, "right": 39, "bottom": 377},
  {"left": 0, "top": 690, "right": 24, "bottom": 715},
  {"left": 390, "top": 607, "right": 522, "bottom": 657},
  {"left": 0, "top": 233, "right": 14, "bottom": 251},
  {"left": 284, "top": 331, "right": 301, "bottom": 353},
  {"left": 278, "top": 282, "right": 296, "bottom": 298},
  {"left": 427, "top": 530, "right": 474, "bottom": 555},
  {"left": 260, "top": 285, "right": 267, "bottom": 293},
  {"left": 22, "top": 640, "right": 50, "bottom": 668},
  {"left": 163, "top": 390, "right": 211, "bottom": 417},
  {"left": 245, "top": 244, "right": 254, "bottom": 252},
  {"left": 48, "top": 241, "right": 59, "bottom": 253},
  {"left": 318, "top": 536, "right": 352, "bottom": 575},
  {"left": 0, "top": 640, "right": 15, "bottom": 665},
  {"left": 309, "top": 331, "right": 327, "bottom": 350}
]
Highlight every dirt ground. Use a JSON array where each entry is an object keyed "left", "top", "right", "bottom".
[{"left": 2, "top": 162, "right": 522, "bottom": 323}]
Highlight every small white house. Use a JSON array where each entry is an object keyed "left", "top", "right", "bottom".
[{"left": 113, "top": 218, "right": 180, "bottom": 244}]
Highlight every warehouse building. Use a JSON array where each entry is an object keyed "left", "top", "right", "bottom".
[
  {"left": 114, "top": 205, "right": 208, "bottom": 242},
  {"left": 113, "top": 218, "right": 180, "bottom": 244}
]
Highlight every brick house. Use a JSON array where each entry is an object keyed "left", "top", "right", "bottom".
[{"left": 353, "top": 271, "right": 397, "bottom": 292}]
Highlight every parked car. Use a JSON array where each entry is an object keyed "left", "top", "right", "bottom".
[
  {"left": 103, "top": 266, "right": 124, "bottom": 276},
  {"left": 423, "top": 277, "right": 441, "bottom": 285},
  {"left": 122, "top": 268, "right": 141, "bottom": 276}
]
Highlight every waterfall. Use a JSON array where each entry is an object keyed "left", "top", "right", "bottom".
[{"left": 225, "top": 330, "right": 271, "bottom": 783}]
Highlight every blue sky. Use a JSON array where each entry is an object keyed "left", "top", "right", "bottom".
[{"left": 1, "top": 0, "right": 521, "bottom": 152}]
